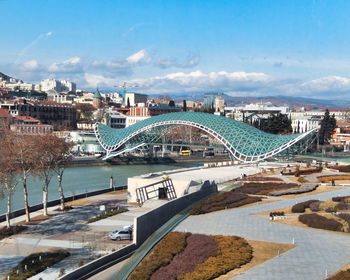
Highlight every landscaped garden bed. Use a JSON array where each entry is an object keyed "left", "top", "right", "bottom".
[
  {"left": 128, "top": 232, "right": 252, "bottom": 280},
  {"left": 299, "top": 213, "right": 343, "bottom": 232},
  {"left": 328, "top": 265, "right": 350, "bottom": 280},
  {"left": 237, "top": 176, "right": 283, "bottom": 182},
  {"left": 87, "top": 207, "right": 129, "bottom": 223},
  {"left": 330, "top": 165, "right": 350, "bottom": 173},
  {"left": 6, "top": 250, "right": 70, "bottom": 280},
  {"left": 318, "top": 175, "right": 350, "bottom": 183},
  {"left": 0, "top": 225, "right": 27, "bottom": 241}
]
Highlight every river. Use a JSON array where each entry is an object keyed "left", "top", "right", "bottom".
[{"left": 0, "top": 163, "right": 200, "bottom": 215}]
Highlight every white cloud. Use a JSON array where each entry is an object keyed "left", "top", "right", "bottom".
[
  {"left": 48, "top": 57, "right": 83, "bottom": 73},
  {"left": 126, "top": 49, "right": 152, "bottom": 65},
  {"left": 155, "top": 53, "right": 200, "bottom": 69},
  {"left": 84, "top": 73, "right": 117, "bottom": 88},
  {"left": 20, "top": 60, "right": 40, "bottom": 71}
]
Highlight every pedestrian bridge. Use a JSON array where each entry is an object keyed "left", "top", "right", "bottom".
[{"left": 94, "top": 112, "right": 316, "bottom": 163}]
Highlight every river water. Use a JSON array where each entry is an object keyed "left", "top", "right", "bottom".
[{"left": 0, "top": 163, "right": 199, "bottom": 215}]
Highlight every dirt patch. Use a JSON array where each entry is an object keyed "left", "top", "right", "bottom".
[
  {"left": 216, "top": 240, "right": 296, "bottom": 280},
  {"left": 105, "top": 189, "right": 127, "bottom": 195},
  {"left": 328, "top": 263, "right": 350, "bottom": 280},
  {"left": 17, "top": 214, "right": 54, "bottom": 225},
  {"left": 65, "top": 198, "right": 93, "bottom": 207}
]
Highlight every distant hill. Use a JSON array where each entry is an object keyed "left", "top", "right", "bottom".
[
  {"left": 0, "top": 72, "right": 21, "bottom": 83},
  {"left": 161, "top": 92, "right": 345, "bottom": 109}
]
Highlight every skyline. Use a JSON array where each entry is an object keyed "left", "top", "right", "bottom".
[{"left": 2, "top": 0, "right": 350, "bottom": 99}]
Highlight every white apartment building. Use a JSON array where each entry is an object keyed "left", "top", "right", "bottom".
[
  {"left": 5, "top": 82, "right": 34, "bottom": 91},
  {"left": 290, "top": 116, "right": 321, "bottom": 133},
  {"left": 40, "top": 79, "right": 76, "bottom": 93},
  {"left": 102, "top": 108, "right": 127, "bottom": 129}
]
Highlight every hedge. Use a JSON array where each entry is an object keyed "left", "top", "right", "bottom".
[
  {"left": 179, "top": 235, "right": 253, "bottom": 280},
  {"left": 291, "top": 200, "right": 319, "bottom": 213},
  {"left": 331, "top": 165, "right": 350, "bottom": 172},
  {"left": 270, "top": 184, "right": 318, "bottom": 196},
  {"left": 299, "top": 213, "right": 343, "bottom": 232},
  {"left": 128, "top": 232, "right": 189, "bottom": 280},
  {"left": 6, "top": 250, "right": 70, "bottom": 280},
  {"left": 234, "top": 182, "right": 297, "bottom": 195},
  {"left": 318, "top": 175, "right": 350, "bottom": 183},
  {"left": 237, "top": 176, "right": 283, "bottom": 182},
  {"left": 151, "top": 234, "right": 218, "bottom": 280},
  {"left": 336, "top": 214, "right": 350, "bottom": 232}
]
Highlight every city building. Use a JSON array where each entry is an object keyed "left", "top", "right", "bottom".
[
  {"left": 40, "top": 79, "right": 76, "bottom": 93},
  {"left": 290, "top": 116, "right": 321, "bottom": 133},
  {"left": 0, "top": 99, "right": 77, "bottom": 129},
  {"left": 47, "top": 90, "right": 75, "bottom": 104},
  {"left": 124, "top": 93, "right": 148, "bottom": 107},
  {"left": 102, "top": 108, "right": 127, "bottom": 129},
  {"left": 225, "top": 103, "right": 290, "bottom": 122},
  {"left": 331, "top": 122, "right": 350, "bottom": 151},
  {"left": 204, "top": 93, "right": 224, "bottom": 110}
]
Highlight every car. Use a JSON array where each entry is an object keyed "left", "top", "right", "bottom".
[{"left": 108, "top": 229, "right": 132, "bottom": 241}]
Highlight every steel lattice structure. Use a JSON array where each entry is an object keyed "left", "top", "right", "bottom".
[{"left": 94, "top": 112, "right": 317, "bottom": 163}]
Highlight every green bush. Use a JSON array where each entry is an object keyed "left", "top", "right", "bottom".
[
  {"left": 6, "top": 250, "right": 70, "bottom": 280},
  {"left": 88, "top": 207, "right": 129, "bottom": 223}
]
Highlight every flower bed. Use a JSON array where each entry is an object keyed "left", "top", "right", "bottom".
[
  {"left": 130, "top": 233, "right": 253, "bottom": 280},
  {"left": 270, "top": 184, "right": 318, "bottom": 196},
  {"left": 237, "top": 176, "right": 283, "bottom": 182},
  {"left": 234, "top": 182, "right": 298, "bottom": 195},
  {"left": 328, "top": 268, "right": 350, "bottom": 280},
  {"left": 6, "top": 250, "right": 70, "bottom": 280},
  {"left": 151, "top": 234, "right": 218, "bottom": 280},
  {"left": 291, "top": 200, "right": 320, "bottom": 213},
  {"left": 318, "top": 175, "right": 350, "bottom": 183},
  {"left": 331, "top": 165, "right": 350, "bottom": 172},
  {"left": 190, "top": 192, "right": 261, "bottom": 215},
  {"left": 129, "top": 232, "right": 189, "bottom": 280},
  {"left": 299, "top": 213, "right": 343, "bottom": 232},
  {"left": 87, "top": 207, "right": 129, "bottom": 223}
]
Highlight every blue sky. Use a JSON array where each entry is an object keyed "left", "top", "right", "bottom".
[{"left": 2, "top": 0, "right": 350, "bottom": 99}]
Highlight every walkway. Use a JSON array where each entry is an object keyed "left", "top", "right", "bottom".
[{"left": 175, "top": 187, "right": 350, "bottom": 280}]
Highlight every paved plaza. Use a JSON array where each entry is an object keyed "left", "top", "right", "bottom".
[{"left": 175, "top": 186, "right": 350, "bottom": 280}]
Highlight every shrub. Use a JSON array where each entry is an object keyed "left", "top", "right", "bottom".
[
  {"left": 237, "top": 176, "right": 283, "bottom": 182},
  {"left": 270, "top": 184, "right": 318, "bottom": 196},
  {"left": 332, "top": 196, "right": 350, "bottom": 202},
  {"left": 87, "top": 207, "right": 129, "bottom": 223},
  {"left": 179, "top": 235, "right": 252, "bottom": 280},
  {"left": 234, "top": 182, "right": 297, "bottom": 195},
  {"left": 336, "top": 202, "right": 350, "bottom": 211},
  {"left": 331, "top": 165, "right": 350, "bottom": 172},
  {"left": 336, "top": 214, "right": 350, "bottom": 232},
  {"left": 151, "top": 234, "right": 218, "bottom": 280},
  {"left": 270, "top": 212, "right": 285, "bottom": 217},
  {"left": 327, "top": 269, "right": 350, "bottom": 280},
  {"left": 309, "top": 201, "right": 321, "bottom": 212},
  {"left": 0, "top": 225, "right": 27, "bottom": 241},
  {"left": 291, "top": 200, "right": 319, "bottom": 213},
  {"left": 297, "top": 177, "right": 307, "bottom": 183},
  {"left": 299, "top": 213, "right": 343, "bottom": 232},
  {"left": 190, "top": 191, "right": 262, "bottom": 215},
  {"left": 318, "top": 201, "right": 339, "bottom": 212},
  {"left": 129, "top": 232, "right": 189, "bottom": 280},
  {"left": 318, "top": 175, "right": 350, "bottom": 183},
  {"left": 6, "top": 250, "right": 70, "bottom": 280}
]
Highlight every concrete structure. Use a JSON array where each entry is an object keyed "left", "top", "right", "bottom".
[
  {"left": 290, "top": 115, "right": 321, "bottom": 133},
  {"left": 204, "top": 92, "right": 224, "bottom": 110},
  {"left": 93, "top": 89, "right": 102, "bottom": 109},
  {"left": 331, "top": 122, "right": 350, "bottom": 151},
  {"left": 102, "top": 108, "right": 127, "bottom": 129}
]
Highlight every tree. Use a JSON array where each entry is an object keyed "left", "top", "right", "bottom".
[
  {"left": 260, "top": 113, "right": 292, "bottom": 134},
  {"left": 168, "top": 100, "right": 175, "bottom": 107},
  {"left": 75, "top": 103, "right": 95, "bottom": 122},
  {"left": 0, "top": 132, "right": 20, "bottom": 228},
  {"left": 13, "top": 134, "right": 38, "bottom": 222},
  {"left": 183, "top": 100, "right": 187, "bottom": 112},
  {"left": 319, "top": 109, "right": 337, "bottom": 145},
  {"left": 52, "top": 137, "right": 73, "bottom": 211},
  {"left": 35, "top": 134, "right": 57, "bottom": 216},
  {"left": 126, "top": 97, "right": 131, "bottom": 108}
]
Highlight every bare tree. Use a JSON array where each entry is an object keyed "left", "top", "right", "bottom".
[
  {"left": 13, "top": 134, "right": 37, "bottom": 222},
  {"left": 35, "top": 134, "right": 56, "bottom": 216},
  {"left": 52, "top": 137, "right": 73, "bottom": 211},
  {"left": 0, "top": 132, "right": 20, "bottom": 228}
]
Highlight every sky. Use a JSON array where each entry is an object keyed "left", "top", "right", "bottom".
[{"left": 2, "top": 0, "right": 350, "bottom": 99}]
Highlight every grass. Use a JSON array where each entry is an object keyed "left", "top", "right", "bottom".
[
  {"left": 87, "top": 207, "right": 129, "bottom": 223},
  {"left": 0, "top": 225, "right": 27, "bottom": 241},
  {"left": 6, "top": 250, "right": 70, "bottom": 280}
]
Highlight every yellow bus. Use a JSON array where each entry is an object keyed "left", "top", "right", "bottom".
[{"left": 179, "top": 150, "right": 191, "bottom": 156}]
